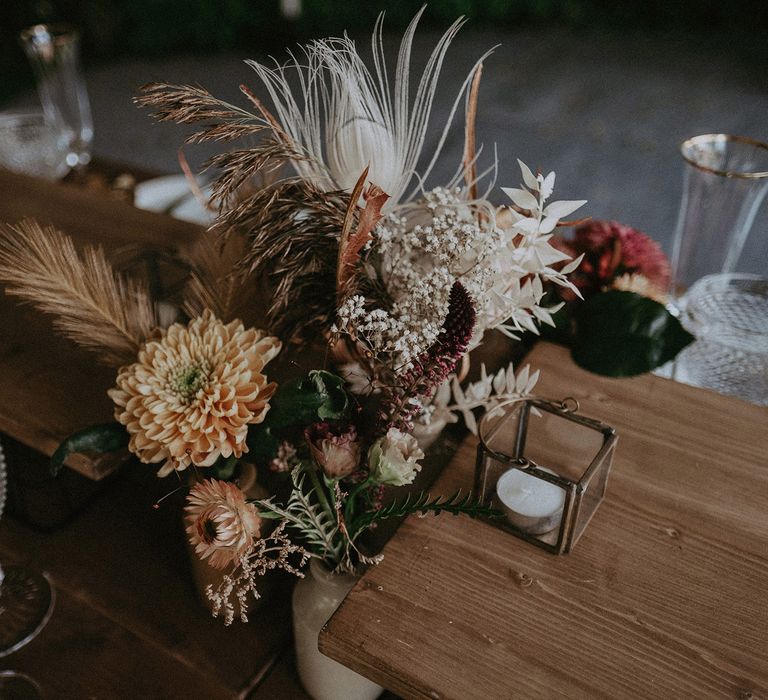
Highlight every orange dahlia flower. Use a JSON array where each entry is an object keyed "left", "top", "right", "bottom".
[{"left": 108, "top": 310, "right": 281, "bottom": 476}]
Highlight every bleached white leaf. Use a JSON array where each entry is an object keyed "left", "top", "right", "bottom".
[
  {"left": 501, "top": 187, "right": 539, "bottom": 211},
  {"left": 515, "top": 365, "right": 530, "bottom": 394},
  {"left": 500, "top": 205, "right": 524, "bottom": 223},
  {"left": 463, "top": 409, "right": 478, "bottom": 435},
  {"left": 493, "top": 368, "right": 506, "bottom": 394},
  {"left": 451, "top": 376, "right": 465, "bottom": 404},
  {"left": 538, "top": 216, "right": 559, "bottom": 234},
  {"left": 540, "top": 172, "right": 556, "bottom": 199},
  {"left": 517, "top": 159, "right": 539, "bottom": 190},
  {"left": 560, "top": 252, "right": 585, "bottom": 274},
  {"left": 532, "top": 306, "right": 554, "bottom": 325},
  {"left": 543, "top": 200, "right": 586, "bottom": 219},
  {"left": 525, "top": 369, "right": 540, "bottom": 394},
  {"left": 435, "top": 379, "right": 451, "bottom": 406},
  {"left": 510, "top": 217, "right": 540, "bottom": 234}
]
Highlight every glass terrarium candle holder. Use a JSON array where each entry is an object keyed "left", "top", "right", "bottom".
[{"left": 475, "top": 398, "right": 617, "bottom": 555}]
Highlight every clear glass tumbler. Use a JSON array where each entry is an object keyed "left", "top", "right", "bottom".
[
  {"left": 0, "top": 438, "right": 55, "bottom": 697},
  {"left": 673, "top": 273, "right": 768, "bottom": 405},
  {"left": 20, "top": 23, "right": 93, "bottom": 170},
  {"left": 670, "top": 135, "right": 768, "bottom": 304},
  {"left": 0, "top": 111, "right": 71, "bottom": 180}
]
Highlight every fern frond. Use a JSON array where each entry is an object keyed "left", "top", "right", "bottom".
[
  {"left": 0, "top": 220, "right": 158, "bottom": 366},
  {"left": 255, "top": 466, "right": 341, "bottom": 560},
  {"left": 352, "top": 490, "right": 501, "bottom": 536}
]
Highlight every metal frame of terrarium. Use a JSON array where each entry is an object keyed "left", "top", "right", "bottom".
[{"left": 474, "top": 397, "right": 618, "bottom": 555}]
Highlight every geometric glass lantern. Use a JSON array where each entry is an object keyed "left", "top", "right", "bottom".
[{"left": 475, "top": 398, "right": 618, "bottom": 554}]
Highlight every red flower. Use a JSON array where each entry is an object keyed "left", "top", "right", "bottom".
[{"left": 554, "top": 221, "right": 671, "bottom": 299}]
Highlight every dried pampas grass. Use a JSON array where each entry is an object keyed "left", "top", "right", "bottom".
[
  {"left": 180, "top": 231, "right": 263, "bottom": 327},
  {"left": 136, "top": 82, "right": 307, "bottom": 207},
  {"left": 0, "top": 220, "right": 158, "bottom": 366},
  {"left": 216, "top": 180, "right": 350, "bottom": 343}
]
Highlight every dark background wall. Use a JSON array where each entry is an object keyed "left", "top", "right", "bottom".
[{"left": 3, "top": 0, "right": 767, "bottom": 104}]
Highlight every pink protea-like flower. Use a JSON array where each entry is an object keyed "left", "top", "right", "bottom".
[
  {"left": 185, "top": 479, "right": 262, "bottom": 569},
  {"left": 108, "top": 309, "right": 281, "bottom": 476},
  {"left": 554, "top": 220, "right": 671, "bottom": 300},
  {"left": 304, "top": 422, "right": 361, "bottom": 479}
]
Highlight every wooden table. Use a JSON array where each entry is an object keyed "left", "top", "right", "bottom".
[
  {"left": 0, "top": 167, "right": 202, "bottom": 480},
  {"left": 0, "top": 167, "right": 308, "bottom": 698},
  {"left": 321, "top": 342, "right": 768, "bottom": 699}
]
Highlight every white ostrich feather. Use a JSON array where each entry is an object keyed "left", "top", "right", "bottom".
[{"left": 245, "top": 8, "right": 493, "bottom": 207}]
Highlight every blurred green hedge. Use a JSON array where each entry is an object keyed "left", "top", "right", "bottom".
[{"left": 3, "top": 0, "right": 766, "bottom": 102}]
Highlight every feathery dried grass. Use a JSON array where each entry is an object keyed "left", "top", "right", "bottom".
[
  {"left": 135, "top": 83, "right": 266, "bottom": 143},
  {"left": 216, "top": 181, "right": 352, "bottom": 343},
  {"left": 0, "top": 220, "right": 158, "bottom": 366},
  {"left": 180, "top": 231, "right": 263, "bottom": 326},
  {"left": 136, "top": 83, "right": 309, "bottom": 207}
]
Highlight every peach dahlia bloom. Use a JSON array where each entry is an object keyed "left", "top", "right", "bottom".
[
  {"left": 108, "top": 310, "right": 281, "bottom": 476},
  {"left": 185, "top": 479, "right": 262, "bottom": 569}
]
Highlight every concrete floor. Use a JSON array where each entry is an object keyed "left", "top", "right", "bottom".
[{"left": 7, "top": 27, "right": 768, "bottom": 271}]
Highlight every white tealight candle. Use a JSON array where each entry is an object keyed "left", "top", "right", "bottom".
[{"left": 496, "top": 466, "right": 565, "bottom": 535}]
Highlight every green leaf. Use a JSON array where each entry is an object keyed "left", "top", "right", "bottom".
[
  {"left": 246, "top": 424, "right": 280, "bottom": 464},
  {"left": 210, "top": 454, "right": 238, "bottom": 481},
  {"left": 571, "top": 290, "right": 694, "bottom": 377},
  {"left": 351, "top": 490, "right": 502, "bottom": 538},
  {"left": 266, "top": 370, "right": 349, "bottom": 427},
  {"left": 50, "top": 423, "right": 129, "bottom": 476}
]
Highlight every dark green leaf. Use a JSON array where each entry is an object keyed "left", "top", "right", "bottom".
[
  {"left": 266, "top": 370, "right": 349, "bottom": 427},
  {"left": 50, "top": 423, "right": 129, "bottom": 476},
  {"left": 210, "top": 454, "right": 238, "bottom": 481},
  {"left": 571, "top": 290, "right": 694, "bottom": 377},
  {"left": 245, "top": 424, "right": 280, "bottom": 463}
]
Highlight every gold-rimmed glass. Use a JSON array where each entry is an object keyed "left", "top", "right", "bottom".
[{"left": 670, "top": 134, "right": 768, "bottom": 302}]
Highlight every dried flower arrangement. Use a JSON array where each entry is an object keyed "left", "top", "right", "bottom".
[
  {"left": 0, "top": 10, "right": 588, "bottom": 623},
  {"left": 549, "top": 221, "right": 693, "bottom": 376}
]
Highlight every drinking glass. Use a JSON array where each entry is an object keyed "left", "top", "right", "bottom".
[
  {"left": 673, "top": 274, "right": 768, "bottom": 405},
  {"left": 0, "top": 671, "right": 44, "bottom": 699},
  {"left": 20, "top": 23, "right": 93, "bottom": 170},
  {"left": 0, "top": 111, "right": 71, "bottom": 180},
  {"left": 670, "top": 135, "right": 768, "bottom": 304},
  {"left": 0, "top": 438, "right": 54, "bottom": 699}
]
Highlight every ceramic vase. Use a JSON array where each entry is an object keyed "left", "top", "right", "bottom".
[{"left": 292, "top": 559, "right": 382, "bottom": 700}]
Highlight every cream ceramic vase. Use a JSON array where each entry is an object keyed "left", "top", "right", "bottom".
[
  {"left": 292, "top": 559, "right": 383, "bottom": 700},
  {"left": 411, "top": 413, "right": 449, "bottom": 451}
]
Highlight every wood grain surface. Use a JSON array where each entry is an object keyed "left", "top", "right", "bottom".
[
  {"left": 320, "top": 342, "right": 768, "bottom": 700},
  {"left": 0, "top": 465, "right": 293, "bottom": 698},
  {"left": 0, "top": 168, "right": 203, "bottom": 479}
]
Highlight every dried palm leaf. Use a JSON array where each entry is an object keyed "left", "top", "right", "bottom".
[
  {"left": 0, "top": 220, "right": 158, "bottom": 366},
  {"left": 336, "top": 169, "right": 389, "bottom": 304},
  {"left": 463, "top": 64, "right": 483, "bottom": 202},
  {"left": 245, "top": 9, "right": 494, "bottom": 208}
]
